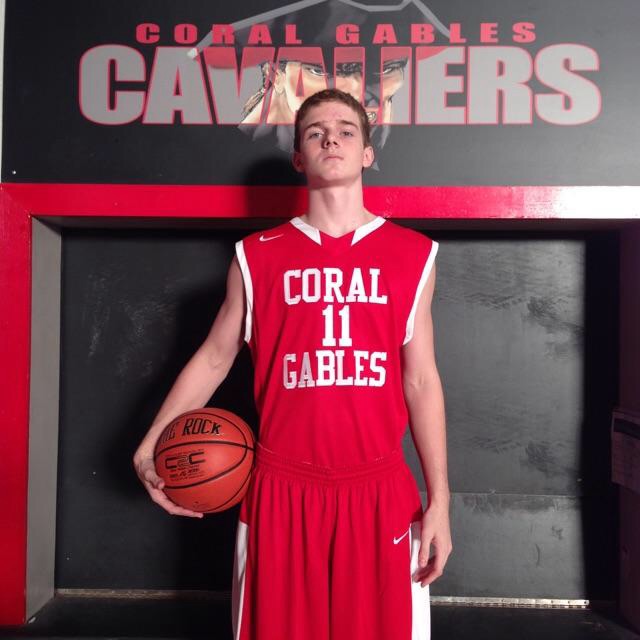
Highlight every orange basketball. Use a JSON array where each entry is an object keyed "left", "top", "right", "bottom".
[{"left": 154, "top": 408, "right": 255, "bottom": 514}]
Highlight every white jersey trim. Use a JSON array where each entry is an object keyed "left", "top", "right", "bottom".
[
  {"left": 352, "top": 215, "right": 386, "bottom": 245},
  {"left": 290, "top": 216, "right": 321, "bottom": 244},
  {"left": 235, "top": 240, "right": 254, "bottom": 343},
  {"left": 403, "top": 240, "right": 439, "bottom": 345},
  {"left": 290, "top": 215, "right": 386, "bottom": 246}
]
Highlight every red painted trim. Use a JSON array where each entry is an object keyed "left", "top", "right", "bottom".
[
  {"left": 3, "top": 183, "right": 640, "bottom": 219},
  {"left": 1, "top": 180, "right": 639, "bottom": 626},
  {"left": 0, "top": 188, "right": 30, "bottom": 625}
]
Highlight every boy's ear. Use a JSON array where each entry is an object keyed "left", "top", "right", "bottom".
[
  {"left": 292, "top": 151, "right": 305, "bottom": 173},
  {"left": 362, "top": 145, "right": 374, "bottom": 169}
]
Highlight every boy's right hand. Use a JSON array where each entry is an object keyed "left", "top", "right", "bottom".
[{"left": 134, "top": 454, "right": 204, "bottom": 518}]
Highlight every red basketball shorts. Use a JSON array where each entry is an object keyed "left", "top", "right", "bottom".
[{"left": 231, "top": 443, "right": 430, "bottom": 640}]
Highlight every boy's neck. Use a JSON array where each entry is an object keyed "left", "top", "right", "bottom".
[{"left": 303, "top": 184, "right": 375, "bottom": 237}]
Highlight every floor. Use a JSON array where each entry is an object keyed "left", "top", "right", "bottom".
[{"left": 0, "top": 596, "right": 639, "bottom": 640}]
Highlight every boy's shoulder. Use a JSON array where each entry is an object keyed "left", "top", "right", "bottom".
[{"left": 379, "top": 217, "right": 435, "bottom": 249}]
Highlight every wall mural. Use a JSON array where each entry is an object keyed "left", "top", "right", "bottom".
[{"left": 2, "top": 0, "right": 636, "bottom": 184}]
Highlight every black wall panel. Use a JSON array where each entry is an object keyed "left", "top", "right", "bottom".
[{"left": 57, "top": 227, "right": 618, "bottom": 598}]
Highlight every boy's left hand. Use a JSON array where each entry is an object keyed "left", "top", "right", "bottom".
[{"left": 413, "top": 501, "right": 452, "bottom": 587}]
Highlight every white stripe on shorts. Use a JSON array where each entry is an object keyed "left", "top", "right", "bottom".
[
  {"left": 410, "top": 521, "right": 431, "bottom": 640},
  {"left": 232, "top": 520, "right": 249, "bottom": 640}
]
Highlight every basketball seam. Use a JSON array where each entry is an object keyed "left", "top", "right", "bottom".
[
  {"left": 162, "top": 448, "right": 253, "bottom": 490},
  {"left": 201, "top": 466, "right": 253, "bottom": 513},
  {"left": 186, "top": 409, "right": 250, "bottom": 447},
  {"left": 155, "top": 408, "right": 252, "bottom": 459},
  {"left": 154, "top": 440, "right": 254, "bottom": 460}
]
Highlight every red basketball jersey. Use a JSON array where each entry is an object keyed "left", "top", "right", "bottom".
[{"left": 235, "top": 216, "right": 437, "bottom": 467}]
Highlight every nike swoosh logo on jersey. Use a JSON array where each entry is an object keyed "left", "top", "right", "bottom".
[
  {"left": 259, "top": 233, "right": 284, "bottom": 242},
  {"left": 393, "top": 528, "right": 410, "bottom": 545}
]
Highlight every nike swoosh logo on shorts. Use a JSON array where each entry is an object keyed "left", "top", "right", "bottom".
[
  {"left": 259, "top": 233, "right": 284, "bottom": 242},
  {"left": 393, "top": 528, "right": 410, "bottom": 545}
]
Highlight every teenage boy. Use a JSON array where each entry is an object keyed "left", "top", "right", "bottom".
[{"left": 134, "top": 88, "right": 451, "bottom": 640}]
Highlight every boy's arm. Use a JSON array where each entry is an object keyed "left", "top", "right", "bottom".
[
  {"left": 401, "top": 263, "right": 452, "bottom": 586},
  {"left": 133, "top": 255, "right": 246, "bottom": 518}
]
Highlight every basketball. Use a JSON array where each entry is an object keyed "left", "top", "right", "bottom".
[{"left": 154, "top": 408, "right": 255, "bottom": 514}]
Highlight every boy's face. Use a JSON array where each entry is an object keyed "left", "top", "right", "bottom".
[{"left": 292, "top": 101, "right": 374, "bottom": 185}]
